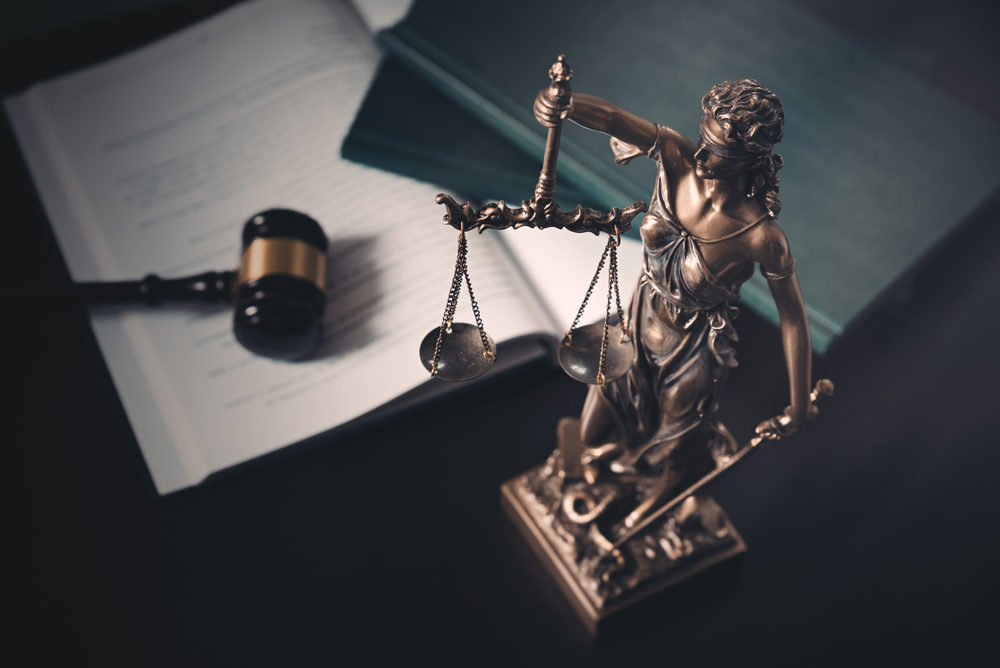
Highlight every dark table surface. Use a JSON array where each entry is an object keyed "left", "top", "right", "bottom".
[{"left": 5, "top": 2, "right": 1000, "bottom": 666}]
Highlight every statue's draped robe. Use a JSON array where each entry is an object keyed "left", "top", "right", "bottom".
[{"left": 600, "top": 128, "right": 756, "bottom": 468}]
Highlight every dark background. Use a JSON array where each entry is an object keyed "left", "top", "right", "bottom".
[{"left": 4, "top": 1, "right": 1000, "bottom": 665}]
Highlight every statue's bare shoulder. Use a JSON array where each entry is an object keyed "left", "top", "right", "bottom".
[{"left": 746, "top": 217, "right": 795, "bottom": 275}]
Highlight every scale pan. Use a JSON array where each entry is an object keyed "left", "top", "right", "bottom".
[
  {"left": 420, "top": 322, "right": 496, "bottom": 381},
  {"left": 558, "top": 323, "right": 634, "bottom": 385}
]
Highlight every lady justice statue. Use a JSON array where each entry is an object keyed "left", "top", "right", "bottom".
[
  {"left": 432, "top": 56, "right": 828, "bottom": 630},
  {"left": 540, "top": 75, "right": 814, "bottom": 525}
]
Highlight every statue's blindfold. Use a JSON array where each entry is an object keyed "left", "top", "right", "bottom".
[{"left": 697, "top": 122, "right": 756, "bottom": 161}]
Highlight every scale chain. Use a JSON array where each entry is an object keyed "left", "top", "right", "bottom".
[
  {"left": 596, "top": 237, "right": 623, "bottom": 385},
  {"left": 431, "top": 227, "right": 469, "bottom": 375},
  {"left": 597, "top": 251, "right": 613, "bottom": 386},
  {"left": 462, "top": 241, "right": 493, "bottom": 361},
  {"left": 448, "top": 235, "right": 466, "bottom": 329},
  {"left": 430, "top": 225, "right": 493, "bottom": 377},
  {"left": 610, "top": 237, "right": 628, "bottom": 339},
  {"left": 563, "top": 232, "right": 628, "bottom": 386},
  {"left": 568, "top": 235, "right": 614, "bottom": 335}
]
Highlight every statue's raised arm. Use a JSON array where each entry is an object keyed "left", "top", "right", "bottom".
[{"left": 436, "top": 55, "right": 646, "bottom": 236}]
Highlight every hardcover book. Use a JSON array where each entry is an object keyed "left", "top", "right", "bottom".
[{"left": 368, "top": 0, "right": 1000, "bottom": 352}]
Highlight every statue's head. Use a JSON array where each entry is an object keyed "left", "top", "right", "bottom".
[{"left": 701, "top": 79, "right": 785, "bottom": 217}]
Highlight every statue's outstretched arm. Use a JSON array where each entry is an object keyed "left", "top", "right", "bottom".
[
  {"left": 566, "top": 93, "right": 659, "bottom": 151},
  {"left": 536, "top": 88, "right": 694, "bottom": 170}
]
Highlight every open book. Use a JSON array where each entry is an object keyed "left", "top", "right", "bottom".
[{"left": 5, "top": 0, "right": 642, "bottom": 494}]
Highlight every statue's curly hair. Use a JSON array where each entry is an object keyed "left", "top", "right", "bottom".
[{"left": 701, "top": 79, "right": 784, "bottom": 218}]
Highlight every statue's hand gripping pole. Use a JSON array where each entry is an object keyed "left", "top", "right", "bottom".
[
  {"left": 436, "top": 56, "right": 646, "bottom": 236},
  {"left": 532, "top": 55, "right": 573, "bottom": 208}
]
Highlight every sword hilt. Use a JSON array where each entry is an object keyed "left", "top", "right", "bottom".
[{"left": 750, "top": 377, "right": 835, "bottom": 446}]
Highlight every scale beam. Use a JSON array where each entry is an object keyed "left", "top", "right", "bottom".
[
  {"left": 435, "top": 193, "right": 645, "bottom": 236},
  {"left": 437, "top": 55, "right": 646, "bottom": 238}
]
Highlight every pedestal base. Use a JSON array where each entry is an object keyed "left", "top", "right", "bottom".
[{"left": 501, "top": 464, "right": 746, "bottom": 634}]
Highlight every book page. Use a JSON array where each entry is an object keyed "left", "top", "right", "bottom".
[
  {"left": 5, "top": 0, "right": 552, "bottom": 493},
  {"left": 502, "top": 227, "right": 644, "bottom": 333},
  {"left": 353, "top": 0, "right": 412, "bottom": 32}
]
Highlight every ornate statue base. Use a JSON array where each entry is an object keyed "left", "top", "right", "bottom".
[{"left": 500, "top": 418, "right": 746, "bottom": 634}]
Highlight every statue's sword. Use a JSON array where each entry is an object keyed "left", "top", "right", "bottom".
[
  {"left": 606, "top": 378, "right": 835, "bottom": 555},
  {"left": 435, "top": 55, "right": 646, "bottom": 236}
]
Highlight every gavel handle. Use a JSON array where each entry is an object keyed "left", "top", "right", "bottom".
[{"left": 66, "top": 270, "right": 235, "bottom": 305}]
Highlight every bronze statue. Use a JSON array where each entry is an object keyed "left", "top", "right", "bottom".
[
  {"left": 427, "top": 56, "right": 829, "bottom": 631},
  {"left": 539, "top": 76, "right": 814, "bottom": 526}
]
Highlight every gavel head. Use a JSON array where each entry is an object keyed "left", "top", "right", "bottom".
[{"left": 233, "top": 209, "right": 328, "bottom": 360}]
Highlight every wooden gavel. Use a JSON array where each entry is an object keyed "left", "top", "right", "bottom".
[{"left": 63, "top": 208, "right": 328, "bottom": 360}]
